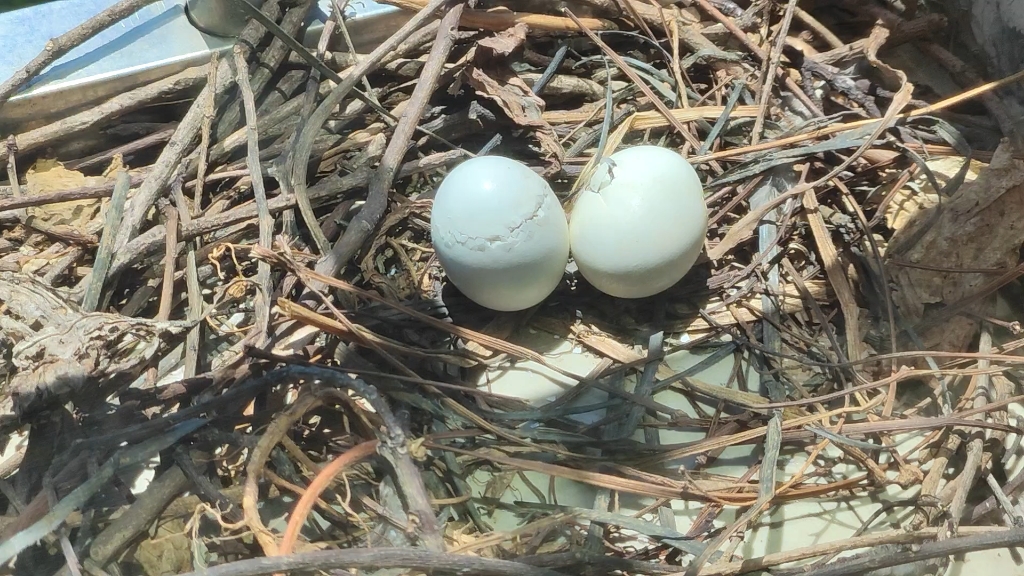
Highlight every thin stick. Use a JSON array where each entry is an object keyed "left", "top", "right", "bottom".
[
  {"left": 80, "top": 171, "right": 131, "bottom": 312},
  {"left": 796, "top": 526, "right": 1024, "bottom": 576},
  {"left": 243, "top": 393, "right": 323, "bottom": 556},
  {"left": 110, "top": 1, "right": 281, "bottom": 259},
  {"left": 287, "top": 16, "right": 336, "bottom": 256},
  {"left": 177, "top": 548, "right": 567, "bottom": 576},
  {"left": 793, "top": 6, "right": 843, "bottom": 49},
  {"left": 278, "top": 440, "right": 379, "bottom": 555},
  {"left": 171, "top": 183, "right": 204, "bottom": 378},
  {"left": 0, "top": 66, "right": 207, "bottom": 164},
  {"left": 286, "top": 0, "right": 450, "bottom": 281},
  {"left": 146, "top": 199, "right": 179, "bottom": 385},
  {"left": 947, "top": 328, "right": 995, "bottom": 533},
  {"left": 751, "top": 0, "right": 797, "bottom": 143},
  {"left": 692, "top": 67, "right": 1024, "bottom": 165},
  {"left": 0, "top": 0, "right": 159, "bottom": 110},
  {"left": 0, "top": 420, "right": 205, "bottom": 566},
  {"left": 215, "top": 0, "right": 314, "bottom": 140},
  {"left": 233, "top": 45, "right": 275, "bottom": 346},
  {"left": 688, "top": 527, "right": 1010, "bottom": 576},
  {"left": 4, "top": 137, "right": 20, "bottom": 201},
  {"left": 0, "top": 173, "right": 146, "bottom": 215},
  {"left": 157, "top": 201, "right": 179, "bottom": 324},
  {"left": 195, "top": 53, "right": 219, "bottom": 209},
  {"left": 384, "top": 0, "right": 614, "bottom": 32},
  {"left": 108, "top": 151, "right": 461, "bottom": 279}
]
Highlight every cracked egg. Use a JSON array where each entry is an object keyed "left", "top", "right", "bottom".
[{"left": 429, "top": 155, "right": 570, "bottom": 311}]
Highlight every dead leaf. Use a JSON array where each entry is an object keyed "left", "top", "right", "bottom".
[
  {"left": 133, "top": 518, "right": 192, "bottom": 575},
  {"left": 465, "top": 65, "right": 563, "bottom": 168},
  {"left": 477, "top": 23, "right": 528, "bottom": 58},
  {"left": 24, "top": 156, "right": 124, "bottom": 234},
  {"left": 886, "top": 140, "right": 1024, "bottom": 351},
  {"left": 467, "top": 66, "right": 546, "bottom": 129}
]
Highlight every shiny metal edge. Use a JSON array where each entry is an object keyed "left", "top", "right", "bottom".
[{"left": 0, "top": 0, "right": 407, "bottom": 132}]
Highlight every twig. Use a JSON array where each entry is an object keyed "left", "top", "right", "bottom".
[
  {"left": 983, "top": 472, "right": 1023, "bottom": 526},
  {"left": 176, "top": 548, "right": 568, "bottom": 576},
  {"left": 195, "top": 53, "right": 219, "bottom": 208},
  {"left": 283, "top": 16, "right": 336, "bottom": 256},
  {"left": 78, "top": 466, "right": 190, "bottom": 574},
  {"left": 312, "top": 1, "right": 466, "bottom": 281},
  {"left": 476, "top": 43, "right": 570, "bottom": 157},
  {"left": 292, "top": 366, "right": 447, "bottom": 551},
  {"left": 278, "top": 439, "right": 379, "bottom": 555},
  {"left": 5, "top": 137, "right": 20, "bottom": 203},
  {"left": 155, "top": 197, "right": 179, "bottom": 333},
  {"left": 384, "top": 0, "right": 615, "bottom": 32},
  {"left": 690, "top": 0, "right": 822, "bottom": 116},
  {"left": 751, "top": 0, "right": 798, "bottom": 143},
  {"left": 243, "top": 393, "right": 324, "bottom": 556},
  {"left": 678, "top": 527, "right": 1011, "bottom": 576},
  {"left": 107, "top": 152, "right": 460, "bottom": 279},
  {"left": 233, "top": 44, "right": 274, "bottom": 346},
  {"left": 80, "top": 171, "right": 131, "bottom": 312},
  {"left": 0, "top": 173, "right": 146, "bottom": 215},
  {"left": 797, "top": 526, "right": 1024, "bottom": 576},
  {"left": 0, "top": 0, "right": 159, "bottom": 110},
  {"left": 685, "top": 171, "right": 791, "bottom": 576},
  {"left": 947, "top": 327, "right": 995, "bottom": 533},
  {"left": 793, "top": 6, "right": 843, "bottom": 49},
  {"left": 917, "top": 41, "right": 1024, "bottom": 150},
  {"left": 172, "top": 448, "right": 243, "bottom": 525},
  {"left": 0, "top": 66, "right": 207, "bottom": 164},
  {"left": 564, "top": 8, "right": 705, "bottom": 152},
  {"left": 216, "top": 0, "right": 314, "bottom": 140},
  {"left": 171, "top": 181, "right": 205, "bottom": 378},
  {"left": 65, "top": 123, "right": 176, "bottom": 171}
]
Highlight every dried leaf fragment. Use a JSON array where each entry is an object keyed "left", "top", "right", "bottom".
[{"left": 887, "top": 140, "right": 1024, "bottom": 350}]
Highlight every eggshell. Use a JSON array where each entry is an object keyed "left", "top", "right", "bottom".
[
  {"left": 569, "top": 145, "right": 707, "bottom": 298},
  {"left": 430, "top": 156, "right": 570, "bottom": 311}
]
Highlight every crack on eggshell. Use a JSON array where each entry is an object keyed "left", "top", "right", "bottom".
[{"left": 439, "top": 192, "right": 549, "bottom": 252}]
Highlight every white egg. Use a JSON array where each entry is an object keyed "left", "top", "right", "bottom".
[
  {"left": 569, "top": 145, "right": 708, "bottom": 299},
  {"left": 430, "top": 156, "right": 570, "bottom": 311}
]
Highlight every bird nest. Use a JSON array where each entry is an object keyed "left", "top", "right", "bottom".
[{"left": 1, "top": 0, "right": 1024, "bottom": 575}]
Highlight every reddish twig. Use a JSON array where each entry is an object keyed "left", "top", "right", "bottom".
[{"left": 278, "top": 439, "right": 379, "bottom": 555}]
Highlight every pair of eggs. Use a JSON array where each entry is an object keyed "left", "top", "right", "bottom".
[{"left": 429, "top": 145, "right": 709, "bottom": 311}]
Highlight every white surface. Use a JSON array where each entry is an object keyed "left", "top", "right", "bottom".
[
  {"left": 430, "top": 156, "right": 570, "bottom": 311},
  {"left": 569, "top": 145, "right": 708, "bottom": 299}
]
